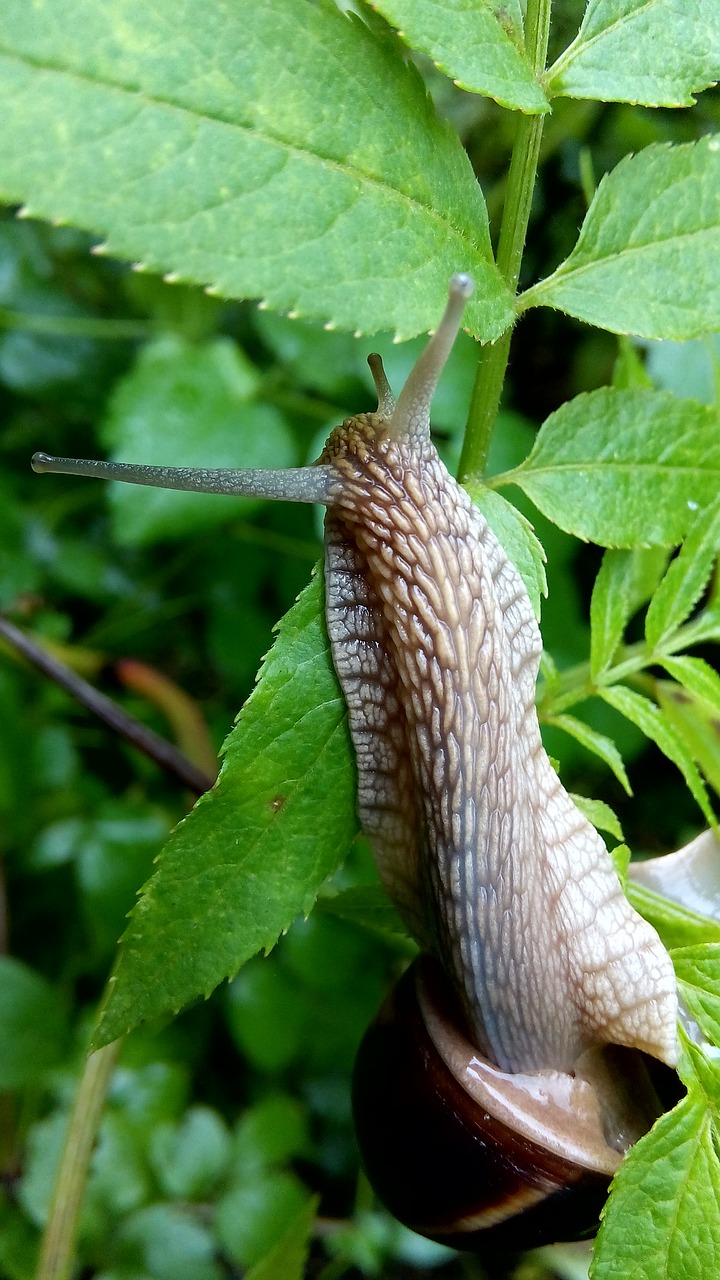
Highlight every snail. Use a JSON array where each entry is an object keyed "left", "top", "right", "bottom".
[{"left": 33, "top": 275, "right": 686, "bottom": 1249}]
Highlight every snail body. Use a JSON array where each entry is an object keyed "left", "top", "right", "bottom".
[{"left": 33, "top": 276, "right": 682, "bottom": 1245}]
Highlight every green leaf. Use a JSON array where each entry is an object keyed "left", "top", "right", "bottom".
[
  {"left": 465, "top": 483, "right": 547, "bottom": 619},
  {"left": 590, "top": 1094, "right": 720, "bottom": 1280},
  {"left": 243, "top": 1198, "right": 318, "bottom": 1280},
  {"left": 115, "top": 1204, "right": 222, "bottom": 1280},
  {"left": 520, "top": 138, "right": 720, "bottom": 340},
  {"left": 231, "top": 1097, "right": 310, "bottom": 1178},
  {"left": 546, "top": 713, "right": 631, "bottom": 793},
  {"left": 317, "top": 886, "right": 417, "bottom": 955},
  {"left": 569, "top": 793, "right": 624, "bottom": 841},
  {"left": 628, "top": 880, "right": 720, "bottom": 949},
  {"left": 673, "top": 945, "right": 720, "bottom": 1047},
  {"left": 656, "top": 678, "right": 720, "bottom": 796},
  {"left": 599, "top": 684, "right": 716, "bottom": 826},
  {"left": 500, "top": 388, "right": 720, "bottom": 547},
  {"left": 0, "top": 957, "right": 67, "bottom": 1088},
  {"left": 0, "top": 0, "right": 514, "bottom": 341},
  {"left": 371, "top": 0, "right": 549, "bottom": 113},
  {"left": 94, "top": 569, "right": 358, "bottom": 1046},
  {"left": 101, "top": 335, "right": 295, "bottom": 545},
  {"left": 590, "top": 548, "right": 668, "bottom": 679},
  {"left": 659, "top": 656, "right": 720, "bottom": 718},
  {"left": 149, "top": 1107, "right": 232, "bottom": 1201},
  {"left": 214, "top": 1174, "right": 311, "bottom": 1269},
  {"left": 645, "top": 498, "right": 720, "bottom": 650},
  {"left": 547, "top": 0, "right": 720, "bottom": 108}
]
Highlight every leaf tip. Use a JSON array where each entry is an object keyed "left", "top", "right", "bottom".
[
  {"left": 164, "top": 271, "right": 181, "bottom": 284},
  {"left": 132, "top": 261, "right": 150, "bottom": 274},
  {"left": 91, "top": 241, "right": 110, "bottom": 256},
  {"left": 204, "top": 284, "right": 223, "bottom": 298}
]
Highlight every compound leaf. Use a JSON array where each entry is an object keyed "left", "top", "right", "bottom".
[
  {"left": 548, "top": 0, "right": 720, "bottom": 108},
  {"left": 498, "top": 388, "right": 720, "bottom": 547},
  {"left": 0, "top": 0, "right": 513, "bottom": 340},
  {"left": 521, "top": 138, "right": 720, "bottom": 341}
]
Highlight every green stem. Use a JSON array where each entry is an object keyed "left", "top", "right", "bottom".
[
  {"left": 537, "top": 612, "right": 718, "bottom": 719},
  {"left": 36, "top": 1039, "right": 122, "bottom": 1280},
  {"left": 0, "top": 305, "right": 149, "bottom": 341},
  {"left": 458, "top": 0, "right": 552, "bottom": 483}
]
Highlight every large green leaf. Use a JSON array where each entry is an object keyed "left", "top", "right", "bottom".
[
  {"left": 520, "top": 138, "right": 720, "bottom": 340},
  {"left": 0, "top": 0, "right": 514, "bottom": 341},
  {"left": 95, "top": 570, "right": 358, "bottom": 1046},
  {"left": 547, "top": 0, "right": 720, "bottom": 108},
  {"left": 591, "top": 1093, "right": 720, "bottom": 1280},
  {"left": 495, "top": 388, "right": 720, "bottom": 547},
  {"left": 371, "top": 0, "right": 549, "bottom": 112}
]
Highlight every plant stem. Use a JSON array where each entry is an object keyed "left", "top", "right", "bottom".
[
  {"left": 0, "top": 305, "right": 149, "bottom": 341},
  {"left": 537, "top": 611, "right": 719, "bottom": 719},
  {"left": 0, "top": 616, "right": 215, "bottom": 795},
  {"left": 458, "top": 0, "right": 552, "bottom": 483},
  {"left": 36, "top": 1040, "right": 122, "bottom": 1280}
]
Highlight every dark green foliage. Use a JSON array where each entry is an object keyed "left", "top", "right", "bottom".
[{"left": 0, "top": 2, "right": 719, "bottom": 1278}]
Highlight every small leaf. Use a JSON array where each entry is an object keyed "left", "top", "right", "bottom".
[
  {"left": 520, "top": 138, "right": 720, "bottom": 341},
  {"left": 466, "top": 483, "right": 547, "bottom": 619},
  {"left": 629, "top": 880, "right": 720, "bottom": 949},
  {"left": 371, "top": 0, "right": 549, "bottom": 113},
  {"left": 318, "top": 886, "right": 417, "bottom": 955},
  {"left": 645, "top": 497, "right": 720, "bottom": 650},
  {"left": 547, "top": 0, "right": 720, "bottom": 108},
  {"left": 115, "top": 1204, "right": 222, "bottom": 1280},
  {"left": 149, "top": 1107, "right": 232, "bottom": 1201},
  {"left": 659, "top": 657, "right": 720, "bottom": 718},
  {"left": 569, "top": 794, "right": 624, "bottom": 842},
  {"left": 214, "top": 1174, "right": 311, "bottom": 1268},
  {"left": 500, "top": 388, "right": 720, "bottom": 547},
  {"left": 546, "top": 714, "right": 631, "bottom": 793},
  {"left": 656, "top": 679, "right": 720, "bottom": 797},
  {"left": 590, "top": 1094, "right": 720, "bottom": 1280},
  {"left": 94, "top": 570, "right": 358, "bottom": 1047},
  {"left": 673, "top": 945, "right": 720, "bottom": 1048},
  {"left": 599, "top": 685, "right": 716, "bottom": 827},
  {"left": 0, "top": 958, "right": 67, "bottom": 1088},
  {"left": 243, "top": 1198, "right": 318, "bottom": 1280},
  {"left": 101, "top": 336, "right": 295, "bottom": 546},
  {"left": 0, "top": 0, "right": 513, "bottom": 340},
  {"left": 590, "top": 549, "right": 668, "bottom": 679},
  {"left": 612, "top": 338, "right": 654, "bottom": 390}
]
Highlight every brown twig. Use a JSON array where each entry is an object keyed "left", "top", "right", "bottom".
[{"left": 0, "top": 615, "right": 214, "bottom": 796}]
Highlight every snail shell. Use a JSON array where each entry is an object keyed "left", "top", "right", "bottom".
[{"left": 353, "top": 955, "right": 677, "bottom": 1251}]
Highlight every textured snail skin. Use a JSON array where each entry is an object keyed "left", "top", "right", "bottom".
[
  {"left": 31, "top": 275, "right": 679, "bottom": 1079},
  {"left": 317, "top": 280, "right": 678, "bottom": 1076}
]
